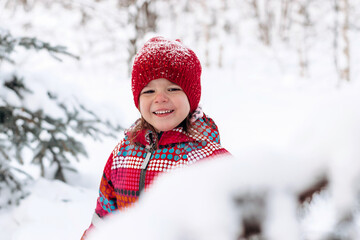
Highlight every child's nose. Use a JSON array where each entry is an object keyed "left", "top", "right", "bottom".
[{"left": 154, "top": 92, "right": 168, "bottom": 103}]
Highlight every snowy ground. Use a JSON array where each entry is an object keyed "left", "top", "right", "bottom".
[
  {"left": 1, "top": 68, "right": 359, "bottom": 239},
  {"left": 1, "top": 1, "right": 360, "bottom": 239}
]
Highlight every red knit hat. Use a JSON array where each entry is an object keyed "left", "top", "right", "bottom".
[{"left": 131, "top": 36, "right": 202, "bottom": 112}]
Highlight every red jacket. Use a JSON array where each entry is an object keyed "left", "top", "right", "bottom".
[{"left": 81, "top": 113, "right": 229, "bottom": 239}]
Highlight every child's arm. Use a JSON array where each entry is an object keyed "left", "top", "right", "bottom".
[
  {"left": 94, "top": 151, "right": 118, "bottom": 217},
  {"left": 81, "top": 150, "right": 118, "bottom": 239}
]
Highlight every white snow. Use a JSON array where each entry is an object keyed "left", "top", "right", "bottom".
[
  {"left": 1, "top": 1, "right": 360, "bottom": 239},
  {"left": 9, "top": 178, "right": 97, "bottom": 240}
]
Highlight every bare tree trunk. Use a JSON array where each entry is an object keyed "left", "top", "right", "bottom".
[
  {"left": 127, "top": 0, "right": 158, "bottom": 76},
  {"left": 341, "top": 0, "right": 350, "bottom": 81},
  {"left": 297, "top": 1, "right": 310, "bottom": 78},
  {"left": 334, "top": 0, "right": 350, "bottom": 82},
  {"left": 279, "top": 0, "right": 292, "bottom": 42},
  {"left": 298, "top": 45, "right": 308, "bottom": 78},
  {"left": 251, "top": 0, "right": 273, "bottom": 46},
  {"left": 200, "top": 0, "right": 211, "bottom": 67},
  {"left": 218, "top": 44, "right": 223, "bottom": 68},
  {"left": 333, "top": 0, "right": 340, "bottom": 78},
  {"left": 204, "top": 29, "right": 210, "bottom": 68},
  {"left": 217, "top": 0, "right": 228, "bottom": 68}
]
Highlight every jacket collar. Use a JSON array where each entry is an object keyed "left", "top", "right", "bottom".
[
  {"left": 130, "top": 127, "right": 194, "bottom": 147},
  {"left": 125, "top": 107, "right": 220, "bottom": 147}
]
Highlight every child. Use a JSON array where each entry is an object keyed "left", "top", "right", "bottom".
[{"left": 81, "top": 36, "right": 230, "bottom": 239}]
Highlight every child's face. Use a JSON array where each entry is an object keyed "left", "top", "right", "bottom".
[{"left": 139, "top": 78, "right": 190, "bottom": 132}]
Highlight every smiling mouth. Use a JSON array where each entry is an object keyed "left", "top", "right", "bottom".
[{"left": 153, "top": 110, "right": 174, "bottom": 115}]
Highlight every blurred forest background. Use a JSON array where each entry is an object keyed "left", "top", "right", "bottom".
[{"left": 1, "top": 0, "right": 360, "bottom": 239}]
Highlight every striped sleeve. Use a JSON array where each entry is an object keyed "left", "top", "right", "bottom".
[{"left": 95, "top": 151, "right": 118, "bottom": 217}]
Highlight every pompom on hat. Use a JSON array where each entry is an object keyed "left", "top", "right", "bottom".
[{"left": 131, "top": 36, "right": 202, "bottom": 112}]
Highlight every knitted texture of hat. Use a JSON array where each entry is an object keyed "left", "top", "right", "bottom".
[{"left": 131, "top": 36, "right": 202, "bottom": 112}]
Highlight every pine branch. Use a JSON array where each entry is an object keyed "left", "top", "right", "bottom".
[
  {"left": 1, "top": 78, "right": 122, "bottom": 184},
  {"left": 4, "top": 76, "right": 32, "bottom": 99},
  {"left": 0, "top": 29, "right": 121, "bottom": 207},
  {"left": 0, "top": 29, "right": 79, "bottom": 64},
  {"left": 0, "top": 160, "right": 31, "bottom": 208}
]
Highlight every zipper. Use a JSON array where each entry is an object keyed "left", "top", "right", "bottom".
[{"left": 138, "top": 144, "right": 155, "bottom": 195}]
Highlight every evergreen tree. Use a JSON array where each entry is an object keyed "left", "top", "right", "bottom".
[{"left": 0, "top": 29, "right": 121, "bottom": 208}]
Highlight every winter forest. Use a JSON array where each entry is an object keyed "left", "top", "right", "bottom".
[{"left": 1, "top": 0, "right": 360, "bottom": 239}]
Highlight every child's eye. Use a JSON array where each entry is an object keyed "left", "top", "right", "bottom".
[
  {"left": 141, "top": 90, "right": 154, "bottom": 94},
  {"left": 168, "top": 88, "right": 182, "bottom": 92}
]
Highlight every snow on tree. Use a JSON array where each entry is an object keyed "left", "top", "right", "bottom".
[{"left": 0, "top": 29, "right": 121, "bottom": 208}]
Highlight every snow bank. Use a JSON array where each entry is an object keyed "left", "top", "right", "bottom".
[
  {"left": 291, "top": 83, "right": 360, "bottom": 219},
  {"left": 86, "top": 152, "right": 324, "bottom": 240},
  {"left": 0, "top": 178, "right": 97, "bottom": 240}
]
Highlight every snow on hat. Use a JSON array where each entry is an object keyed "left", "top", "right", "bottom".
[{"left": 131, "top": 36, "right": 202, "bottom": 112}]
